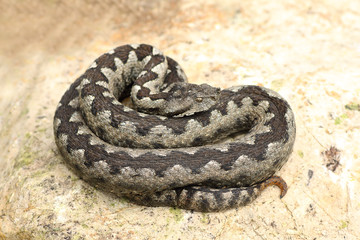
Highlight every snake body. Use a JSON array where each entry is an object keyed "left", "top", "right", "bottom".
[{"left": 54, "top": 44, "right": 296, "bottom": 212}]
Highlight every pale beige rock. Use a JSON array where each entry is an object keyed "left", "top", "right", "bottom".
[{"left": 1, "top": 0, "right": 359, "bottom": 239}]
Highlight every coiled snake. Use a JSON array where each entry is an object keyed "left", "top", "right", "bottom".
[{"left": 54, "top": 44, "right": 296, "bottom": 212}]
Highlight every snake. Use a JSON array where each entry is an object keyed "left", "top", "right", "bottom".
[{"left": 53, "top": 44, "right": 296, "bottom": 212}]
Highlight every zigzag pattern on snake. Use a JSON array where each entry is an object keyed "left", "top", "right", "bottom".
[{"left": 53, "top": 44, "right": 296, "bottom": 212}]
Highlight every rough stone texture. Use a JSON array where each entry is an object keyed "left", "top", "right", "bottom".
[{"left": 1, "top": 0, "right": 359, "bottom": 239}]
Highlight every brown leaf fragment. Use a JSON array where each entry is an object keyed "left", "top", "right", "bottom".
[{"left": 321, "top": 146, "right": 341, "bottom": 172}]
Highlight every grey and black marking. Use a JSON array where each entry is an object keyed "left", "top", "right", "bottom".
[{"left": 54, "top": 44, "right": 296, "bottom": 212}]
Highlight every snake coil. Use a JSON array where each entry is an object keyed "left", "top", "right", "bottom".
[{"left": 54, "top": 44, "right": 296, "bottom": 211}]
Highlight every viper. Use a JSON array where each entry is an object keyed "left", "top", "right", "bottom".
[{"left": 53, "top": 44, "right": 296, "bottom": 212}]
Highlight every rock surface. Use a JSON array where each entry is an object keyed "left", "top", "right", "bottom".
[{"left": 1, "top": 0, "right": 359, "bottom": 239}]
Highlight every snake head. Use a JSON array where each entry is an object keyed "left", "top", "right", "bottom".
[{"left": 163, "top": 82, "right": 220, "bottom": 117}]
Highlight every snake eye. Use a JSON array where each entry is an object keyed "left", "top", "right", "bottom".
[
  {"left": 211, "top": 96, "right": 217, "bottom": 101},
  {"left": 195, "top": 97, "right": 203, "bottom": 102}
]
